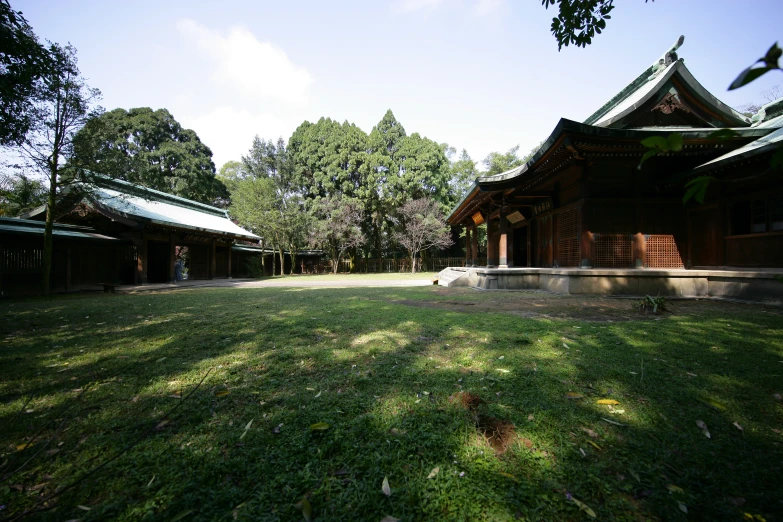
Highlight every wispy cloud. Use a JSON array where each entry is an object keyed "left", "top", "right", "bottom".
[{"left": 177, "top": 19, "right": 312, "bottom": 106}]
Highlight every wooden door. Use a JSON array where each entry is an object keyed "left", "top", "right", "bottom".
[{"left": 689, "top": 207, "right": 722, "bottom": 267}]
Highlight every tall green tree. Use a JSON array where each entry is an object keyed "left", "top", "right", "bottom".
[
  {"left": 16, "top": 44, "right": 101, "bottom": 294},
  {"left": 0, "top": 171, "right": 45, "bottom": 216},
  {"left": 240, "top": 136, "right": 309, "bottom": 274},
  {"left": 0, "top": 0, "right": 50, "bottom": 145},
  {"left": 72, "top": 107, "right": 226, "bottom": 204},
  {"left": 449, "top": 149, "right": 478, "bottom": 200},
  {"left": 228, "top": 175, "right": 279, "bottom": 275}
]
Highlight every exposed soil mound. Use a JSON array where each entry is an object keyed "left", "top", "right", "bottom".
[
  {"left": 449, "top": 391, "right": 484, "bottom": 410},
  {"left": 476, "top": 415, "right": 517, "bottom": 456}
]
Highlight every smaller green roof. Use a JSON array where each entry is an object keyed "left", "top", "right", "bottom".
[{"left": 0, "top": 217, "right": 119, "bottom": 241}]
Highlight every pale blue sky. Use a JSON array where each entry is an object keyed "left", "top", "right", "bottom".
[{"left": 16, "top": 0, "right": 783, "bottom": 170}]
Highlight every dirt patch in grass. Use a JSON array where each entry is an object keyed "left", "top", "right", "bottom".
[
  {"left": 449, "top": 391, "right": 484, "bottom": 410},
  {"left": 396, "top": 292, "right": 783, "bottom": 322},
  {"left": 449, "top": 392, "right": 517, "bottom": 456},
  {"left": 476, "top": 415, "right": 518, "bottom": 456}
]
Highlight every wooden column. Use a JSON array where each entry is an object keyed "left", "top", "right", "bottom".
[
  {"left": 580, "top": 230, "right": 594, "bottom": 268},
  {"left": 465, "top": 226, "right": 471, "bottom": 266},
  {"left": 136, "top": 236, "right": 147, "bottom": 284},
  {"left": 227, "top": 242, "right": 232, "bottom": 278},
  {"left": 499, "top": 207, "right": 513, "bottom": 268},
  {"left": 169, "top": 234, "right": 177, "bottom": 282},
  {"left": 470, "top": 224, "right": 478, "bottom": 267},
  {"left": 633, "top": 233, "right": 646, "bottom": 268},
  {"left": 486, "top": 215, "right": 498, "bottom": 268},
  {"left": 209, "top": 239, "right": 216, "bottom": 279}
]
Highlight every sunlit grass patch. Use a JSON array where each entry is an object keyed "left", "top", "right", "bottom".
[{"left": 1, "top": 288, "right": 782, "bottom": 520}]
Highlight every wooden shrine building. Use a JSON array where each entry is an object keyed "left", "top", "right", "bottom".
[
  {"left": 441, "top": 37, "right": 783, "bottom": 299},
  {"left": 1, "top": 174, "right": 259, "bottom": 295}
]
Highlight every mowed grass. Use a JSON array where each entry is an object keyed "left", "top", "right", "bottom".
[{"left": 1, "top": 287, "right": 782, "bottom": 521}]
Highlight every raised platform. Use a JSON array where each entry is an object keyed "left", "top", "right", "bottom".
[{"left": 437, "top": 266, "right": 783, "bottom": 303}]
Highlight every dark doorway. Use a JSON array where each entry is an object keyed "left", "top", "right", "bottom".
[
  {"left": 689, "top": 207, "right": 722, "bottom": 267},
  {"left": 147, "top": 240, "right": 170, "bottom": 283},
  {"left": 513, "top": 225, "right": 529, "bottom": 267}
]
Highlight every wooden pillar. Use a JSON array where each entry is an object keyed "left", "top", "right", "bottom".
[
  {"left": 465, "top": 226, "right": 471, "bottom": 266},
  {"left": 580, "top": 230, "right": 594, "bottom": 268},
  {"left": 527, "top": 224, "right": 532, "bottom": 267},
  {"left": 633, "top": 233, "right": 646, "bottom": 268},
  {"left": 499, "top": 207, "right": 513, "bottom": 268},
  {"left": 486, "top": 215, "right": 498, "bottom": 268},
  {"left": 136, "top": 236, "right": 147, "bottom": 284},
  {"left": 227, "top": 242, "right": 232, "bottom": 278},
  {"left": 209, "top": 238, "right": 216, "bottom": 279},
  {"left": 470, "top": 224, "right": 478, "bottom": 267},
  {"left": 169, "top": 234, "right": 177, "bottom": 282}
]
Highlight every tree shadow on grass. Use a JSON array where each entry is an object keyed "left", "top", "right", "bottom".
[{"left": 1, "top": 288, "right": 782, "bottom": 520}]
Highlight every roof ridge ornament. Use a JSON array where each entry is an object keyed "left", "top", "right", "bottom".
[{"left": 651, "top": 35, "right": 685, "bottom": 75}]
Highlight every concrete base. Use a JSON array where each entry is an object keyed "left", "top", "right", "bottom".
[{"left": 437, "top": 267, "right": 783, "bottom": 303}]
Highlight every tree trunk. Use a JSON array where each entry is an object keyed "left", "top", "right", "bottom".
[
  {"left": 41, "top": 170, "right": 57, "bottom": 295},
  {"left": 260, "top": 239, "right": 266, "bottom": 276},
  {"left": 411, "top": 251, "right": 417, "bottom": 274},
  {"left": 332, "top": 256, "right": 339, "bottom": 274},
  {"left": 288, "top": 248, "right": 296, "bottom": 275},
  {"left": 278, "top": 246, "right": 285, "bottom": 276}
]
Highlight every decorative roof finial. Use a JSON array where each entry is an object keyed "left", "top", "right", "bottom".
[{"left": 650, "top": 35, "right": 684, "bottom": 75}]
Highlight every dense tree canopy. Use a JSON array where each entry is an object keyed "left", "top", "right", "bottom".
[
  {"left": 72, "top": 107, "right": 226, "bottom": 204},
  {"left": 0, "top": 0, "right": 50, "bottom": 145}
]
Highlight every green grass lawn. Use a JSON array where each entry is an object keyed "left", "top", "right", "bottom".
[{"left": 1, "top": 288, "right": 782, "bottom": 521}]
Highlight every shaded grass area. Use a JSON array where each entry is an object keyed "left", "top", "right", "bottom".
[{"left": 1, "top": 287, "right": 782, "bottom": 521}]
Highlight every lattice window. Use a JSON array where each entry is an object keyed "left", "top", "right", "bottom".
[
  {"left": 557, "top": 207, "right": 580, "bottom": 267},
  {"left": 594, "top": 234, "right": 633, "bottom": 268},
  {"left": 646, "top": 234, "right": 684, "bottom": 268},
  {"left": 2, "top": 247, "right": 42, "bottom": 272}
]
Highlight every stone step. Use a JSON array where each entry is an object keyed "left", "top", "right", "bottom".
[{"left": 437, "top": 268, "right": 468, "bottom": 287}]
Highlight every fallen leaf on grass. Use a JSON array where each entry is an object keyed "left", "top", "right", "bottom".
[
  {"left": 154, "top": 420, "right": 169, "bottom": 431},
  {"left": 570, "top": 496, "right": 596, "bottom": 518},
  {"left": 733, "top": 422, "right": 744, "bottom": 432},
  {"left": 580, "top": 427, "right": 598, "bottom": 438},
  {"left": 380, "top": 517, "right": 400, "bottom": 522},
  {"left": 701, "top": 398, "right": 727, "bottom": 411},
  {"left": 310, "top": 422, "right": 329, "bottom": 431},
  {"left": 696, "top": 420, "right": 711, "bottom": 438},
  {"left": 587, "top": 440, "right": 602, "bottom": 451},
  {"left": 527, "top": 414, "right": 534, "bottom": 421},
  {"left": 774, "top": 393, "right": 782, "bottom": 401},
  {"left": 565, "top": 392, "right": 584, "bottom": 399},
  {"left": 426, "top": 467, "right": 439, "bottom": 479},
  {"left": 215, "top": 390, "right": 230, "bottom": 397},
  {"left": 298, "top": 497, "right": 312, "bottom": 522},
  {"left": 15, "top": 443, "right": 33, "bottom": 451},
  {"left": 667, "top": 484, "right": 684, "bottom": 494},
  {"left": 168, "top": 394, "right": 181, "bottom": 399},
  {"left": 601, "top": 417, "right": 625, "bottom": 426},
  {"left": 679, "top": 502, "right": 688, "bottom": 513},
  {"left": 156, "top": 357, "right": 166, "bottom": 363},
  {"left": 45, "top": 449, "right": 60, "bottom": 456},
  {"left": 382, "top": 476, "right": 391, "bottom": 497},
  {"left": 314, "top": 391, "right": 322, "bottom": 398},
  {"left": 77, "top": 505, "right": 91, "bottom": 511},
  {"left": 629, "top": 469, "right": 640, "bottom": 483},
  {"left": 596, "top": 399, "right": 619, "bottom": 405}
]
